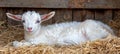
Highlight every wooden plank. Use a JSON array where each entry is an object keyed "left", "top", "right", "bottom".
[
  {"left": 104, "top": 10, "right": 113, "bottom": 22},
  {"left": 0, "top": 0, "right": 120, "bottom": 9},
  {"left": 74, "top": 0, "right": 120, "bottom": 9},
  {"left": 52, "top": 9, "right": 72, "bottom": 23},
  {"left": 112, "top": 10, "right": 120, "bottom": 36},
  {"left": 83, "top": 10, "right": 95, "bottom": 20},
  {"left": 113, "top": 10, "right": 120, "bottom": 20},
  {"left": 73, "top": 10, "right": 94, "bottom": 21},
  {"left": 0, "top": 8, "right": 6, "bottom": 21},
  {"left": 95, "top": 10, "right": 112, "bottom": 23},
  {"left": 0, "top": 0, "right": 68, "bottom": 8},
  {"left": 73, "top": 10, "right": 84, "bottom": 21}
]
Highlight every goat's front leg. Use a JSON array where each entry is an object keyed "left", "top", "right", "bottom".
[{"left": 13, "top": 40, "right": 32, "bottom": 47}]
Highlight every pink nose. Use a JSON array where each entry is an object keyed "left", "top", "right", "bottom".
[{"left": 27, "top": 27, "right": 32, "bottom": 31}]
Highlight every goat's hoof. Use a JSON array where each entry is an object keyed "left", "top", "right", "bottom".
[{"left": 13, "top": 41, "right": 23, "bottom": 47}]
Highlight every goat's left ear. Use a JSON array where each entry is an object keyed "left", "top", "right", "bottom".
[
  {"left": 41, "top": 11, "right": 55, "bottom": 22},
  {"left": 6, "top": 13, "right": 22, "bottom": 21}
]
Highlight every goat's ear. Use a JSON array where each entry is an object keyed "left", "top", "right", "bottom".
[
  {"left": 41, "top": 11, "right": 55, "bottom": 22},
  {"left": 6, "top": 13, "right": 22, "bottom": 21}
]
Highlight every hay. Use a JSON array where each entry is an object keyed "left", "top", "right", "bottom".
[
  {"left": 0, "top": 19, "right": 120, "bottom": 54},
  {"left": 109, "top": 19, "right": 120, "bottom": 37}
]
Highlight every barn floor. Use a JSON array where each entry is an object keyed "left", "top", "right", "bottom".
[{"left": 0, "top": 19, "right": 120, "bottom": 54}]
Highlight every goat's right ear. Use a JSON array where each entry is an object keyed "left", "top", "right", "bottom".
[
  {"left": 41, "top": 11, "right": 55, "bottom": 22},
  {"left": 6, "top": 13, "right": 22, "bottom": 21}
]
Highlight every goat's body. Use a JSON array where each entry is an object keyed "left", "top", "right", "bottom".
[
  {"left": 22, "top": 20, "right": 114, "bottom": 46},
  {"left": 6, "top": 11, "right": 114, "bottom": 47}
]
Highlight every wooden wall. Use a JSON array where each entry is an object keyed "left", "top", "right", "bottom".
[
  {"left": 0, "top": 8, "right": 119, "bottom": 26},
  {"left": 0, "top": 0, "right": 120, "bottom": 25},
  {"left": 0, "top": 0, "right": 120, "bottom": 9}
]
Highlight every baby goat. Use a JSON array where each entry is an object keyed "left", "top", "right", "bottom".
[{"left": 6, "top": 11, "right": 114, "bottom": 47}]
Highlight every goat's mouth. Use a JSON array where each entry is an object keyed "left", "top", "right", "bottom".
[
  {"left": 26, "top": 30, "right": 33, "bottom": 32},
  {"left": 28, "top": 30, "right": 32, "bottom": 32}
]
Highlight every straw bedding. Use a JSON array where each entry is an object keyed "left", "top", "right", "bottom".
[{"left": 0, "top": 19, "right": 120, "bottom": 54}]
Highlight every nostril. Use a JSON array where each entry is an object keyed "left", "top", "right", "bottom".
[{"left": 27, "top": 27, "right": 32, "bottom": 30}]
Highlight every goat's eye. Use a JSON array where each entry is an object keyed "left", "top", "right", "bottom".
[
  {"left": 22, "top": 20, "right": 25, "bottom": 23},
  {"left": 36, "top": 20, "right": 40, "bottom": 23}
]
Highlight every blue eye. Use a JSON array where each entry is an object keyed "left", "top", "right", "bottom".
[{"left": 36, "top": 20, "right": 40, "bottom": 23}]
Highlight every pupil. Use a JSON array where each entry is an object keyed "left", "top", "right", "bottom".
[
  {"left": 22, "top": 20, "right": 25, "bottom": 23},
  {"left": 36, "top": 20, "right": 40, "bottom": 23}
]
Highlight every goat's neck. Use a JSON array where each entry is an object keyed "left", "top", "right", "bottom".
[{"left": 24, "top": 27, "right": 41, "bottom": 41}]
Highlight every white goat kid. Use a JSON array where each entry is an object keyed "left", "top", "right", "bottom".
[{"left": 6, "top": 11, "right": 114, "bottom": 47}]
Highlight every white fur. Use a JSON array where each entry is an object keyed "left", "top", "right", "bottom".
[{"left": 6, "top": 11, "right": 114, "bottom": 47}]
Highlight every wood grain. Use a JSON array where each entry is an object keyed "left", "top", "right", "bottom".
[
  {"left": 0, "top": 8, "right": 6, "bottom": 21},
  {"left": 73, "top": 10, "right": 94, "bottom": 21},
  {"left": 0, "top": 0, "right": 120, "bottom": 9},
  {"left": 113, "top": 10, "right": 120, "bottom": 20},
  {"left": 52, "top": 9, "right": 72, "bottom": 23},
  {"left": 95, "top": 10, "right": 112, "bottom": 23}
]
